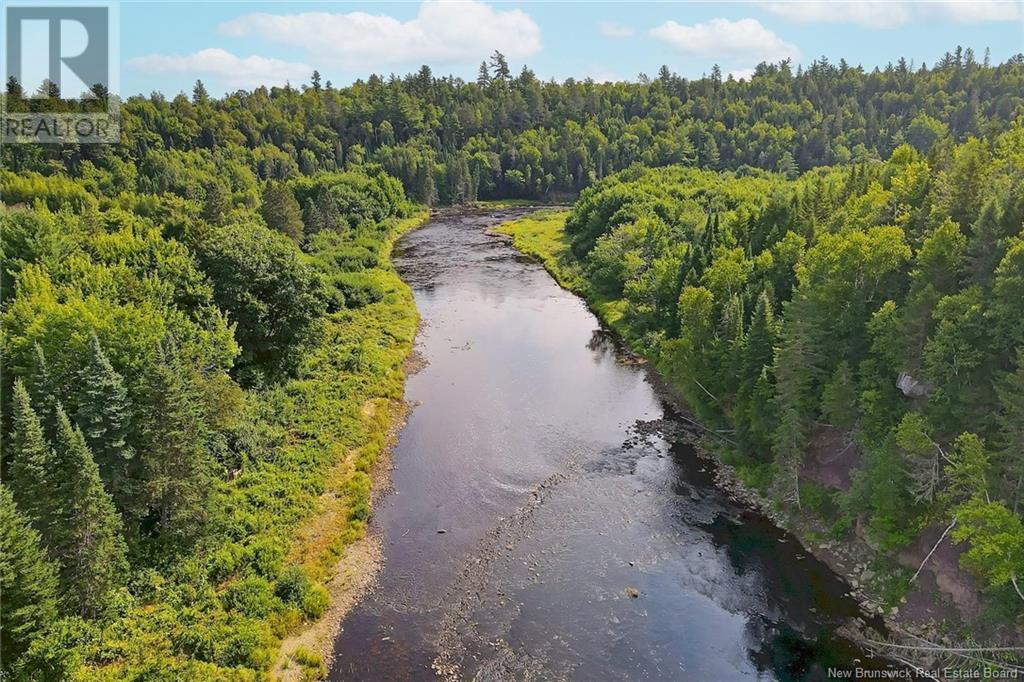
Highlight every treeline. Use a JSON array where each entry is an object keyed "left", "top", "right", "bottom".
[
  {"left": 3, "top": 46, "right": 1023, "bottom": 676},
  {"left": 0, "top": 152, "right": 418, "bottom": 675},
  {"left": 4, "top": 47, "right": 1024, "bottom": 207},
  {"left": 555, "top": 123, "right": 1024, "bottom": 618}
]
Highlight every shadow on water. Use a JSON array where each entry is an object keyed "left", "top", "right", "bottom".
[{"left": 329, "top": 208, "right": 901, "bottom": 681}]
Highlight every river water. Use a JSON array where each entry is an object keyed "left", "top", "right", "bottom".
[{"left": 329, "top": 209, "right": 895, "bottom": 681}]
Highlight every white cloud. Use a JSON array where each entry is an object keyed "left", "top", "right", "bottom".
[
  {"left": 217, "top": 0, "right": 542, "bottom": 70},
  {"left": 757, "top": 0, "right": 1020, "bottom": 27},
  {"left": 756, "top": 1, "right": 913, "bottom": 28},
  {"left": 584, "top": 65, "right": 623, "bottom": 82},
  {"left": 128, "top": 48, "right": 311, "bottom": 89},
  {"left": 928, "top": 0, "right": 1021, "bottom": 23},
  {"left": 728, "top": 68, "right": 757, "bottom": 81},
  {"left": 599, "top": 21, "right": 634, "bottom": 39},
  {"left": 650, "top": 18, "right": 799, "bottom": 62}
]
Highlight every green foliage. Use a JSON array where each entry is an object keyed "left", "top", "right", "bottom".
[
  {"left": 260, "top": 181, "right": 304, "bottom": 242},
  {"left": 952, "top": 498, "right": 1024, "bottom": 594},
  {"left": 50, "top": 405, "right": 129, "bottom": 617},
  {"left": 0, "top": 144, "right": 423, "bottom": 675},
  {"left": 7, "top": 381, "right": 58, "bottom": 533},
  {"left": 0, "top": 487, "right": 60, "bottom": 678},
  {"left": 194, "top": 219, "right": 327, "bottom": 381},
  {"left": 3, "top": 46, "right": 1024, "bottom": 673},
  {"left": 292, "top": 646, "right": 327, "bottom": 681},
  {"left": 821, "top": 362, "right": 858, "bottom": 430},
  {"left": 137, "top": 336, "right": 215, "bottom": 554},
  {"left": 77, "top": 333, "right": 135, "bottom": 511},
  {"left": 500, "top": 123, "right": 1024, "bottom": 606}
]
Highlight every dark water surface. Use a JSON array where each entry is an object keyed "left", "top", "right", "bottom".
[{"left": 329, "top": 209, "right": 894, "bottom": 681}]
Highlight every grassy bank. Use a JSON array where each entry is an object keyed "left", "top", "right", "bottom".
[
  {"left": 270, "top": 209, "right": 429, "bottom": 679},
  {"left": 493, "top": 209, "right": 623, "bottom": 326}
]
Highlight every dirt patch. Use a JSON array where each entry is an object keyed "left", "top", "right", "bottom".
[
  {"left": 404, "top": 347, "right": 429, "bottom": 377},
  {"left": 896, "top": 523, "right": 982, "bottom": 618},
  {"left": 274, "top": 533, "right": 384, "bottom": 680},
  {"left": 802, "top": 425, "right": 861, "bottom": 491}
]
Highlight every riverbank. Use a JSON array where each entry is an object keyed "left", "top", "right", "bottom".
[
  {"left": 492, "top": 209, "right": 1007, "bottom": 674},
  {"left": 331, "top": 206, "right": 895, "bottom": 680},
  {"left": 271, "top": 210, "right": 430, "bottom": 680}
]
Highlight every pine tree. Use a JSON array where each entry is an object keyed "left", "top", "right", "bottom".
[
  {"left": 139, "top": 337, "right": 213, "bottom": 551},
  {"left": 51, "top": 406, "right": 128, "bottom": 618},
  {"left": 260, "top": 182, "right": 304, "bottom": 242},
  {"left": 476, "top": 61, "right": 490, "bottom": 87},
  {"left": 968, "top": 197, "right": 1006, "bottom": 286},
  {"left": 0, "top": 486, "right": 59, "bottom": 675},
  {"left": 201, "top": 181, "right": 231, "bottom": 225},
  {"left": 77, "top": 333, "right": 135, "bottom": 513},
  {"left": 771, "top": 298, "right": 822, "bottom": 507},
  {"left": 821, "top": 361, "right": 858, "bottom": 430},
  {"left": 741, "top": 291, "right": 777, "bottom": 381},
  {"left": 489, "top": 51, "right": 511, "bottom": 82},
  {"left": 895, "top": 412, "right": 942, "bottom": 504},
  {"left": 996, "top": 351, "right": 1024, "bottom": 512},
  {"left": 27, "top": 342, "right": 57, "bottom": 437},
  {"left": 737, "top": 292, "right": 778, "bottom": 455},
  {"left": 192, "top": 79, "right": 208, "bottom": 105},
  {"left": 7, "top": 381, "right": 58, "bottom": 537}
]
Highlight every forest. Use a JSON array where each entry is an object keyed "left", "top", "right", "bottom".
[
  {"left": 502, "top": 126, "right": 1024, "bottom": 616},
  {"left": 2, "top": 46, "right": 1023, "bottom": 679}
]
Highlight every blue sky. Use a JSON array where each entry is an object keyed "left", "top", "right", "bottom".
[{"left": 118, "top": 1, "right": 1024, "bottom": 96}]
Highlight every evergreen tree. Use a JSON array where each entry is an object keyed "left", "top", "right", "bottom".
[
  {"left": 5, "top": 74, "right": 23, "bottom": 98},
  {"left": 138, "top": 337, "right": 213, "bottom": 551},
  {"left": 7, "top": 381, "right": 58, "bottom": 537},
  {"left": 896, "top": 412, "right": 942, "bottom": 504},
  {"left": 260, "top": 182, "right": 304, "bottom": 242},
  {"left": 192, "top": 79, "right": 208, "bottom": 105},
  {"left": 996, "top": 351, "right": 1024, "bottom": 512},
  {"left": 476, "top": 61, "right": 490, "bottom": 87},
  {"left": 0, "top": 486, "right": 59, "bottom": 676},
  {"left": 77, "top": 333, "right": 135, "bottom": 513},
  {"left": 821, "top": 361, "right": 859, "bottom": 430},
  {"left": 27, "top": 342, "right": 57, "bottom": 437},
  {"left": 740, "top": 291, "right": 777, "bottom": 383},
  {"left": 201, "top": 181, "right": 231, "bottom": 225},
  {"left": 736, "top": 292, "right": 779, "bottom": 455},
  {"left": 489, "top": 51, "right": 511, "bottom": 82},
  {"left": 51, "top": 406, "right": 128, "bottom": 618}
]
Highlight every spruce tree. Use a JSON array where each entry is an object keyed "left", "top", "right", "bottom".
[
  {"left": 77, "top": 333, "right": 135, "bottom": 509},
  {"left": 27, "top": 342, "right": 58, "bottom": 437},
  {"left": 0, "top": 486, "right": 59, "bottom": 675},
  {"left": 7, "top": 381, "right": 58, "bottom": 536},
  {"left": 139, "top": 337, "right": 212, "bottom": 551},
  {"left": 51, "top": 406, "right": 129, "bottom": 618},
  {"left": 741, "top": 291, "right": 777, "bottom": 383},
  {"left": 737, "top": 292, "right": 778, "bottom": 455},
  {"left": 996, "top": 351, "right": 1024, "bottom": 513},
  {"left": 260, "top": 182, "right": 304, "bottom": 242}
]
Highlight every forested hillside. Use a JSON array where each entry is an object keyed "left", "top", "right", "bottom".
[
  {"left": 1, "top": 146, "right": 422, "bottom": 676},
  {"left": 499, "top": 121, "right": 1024, "bottom": 631},
  {"left": 2, "top": 48, "right": 1023, "bottom": 678},
  {"left": 4, "top": 47, "right": 1024, "bottom": 205}
]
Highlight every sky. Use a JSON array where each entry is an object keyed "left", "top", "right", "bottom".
[{"left": 115, "top": 0, "right": 1024, "bottom": 96}]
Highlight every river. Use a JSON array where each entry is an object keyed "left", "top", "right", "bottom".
[{"left": 329, "top": 208, "right": 897, "bottom": 681}]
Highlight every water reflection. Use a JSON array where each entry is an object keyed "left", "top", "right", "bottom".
[{"left": 330, "top": 209, "right": 895, "bottom": 681}]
